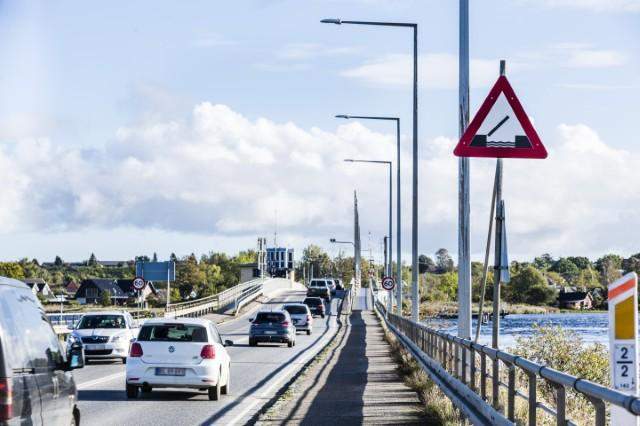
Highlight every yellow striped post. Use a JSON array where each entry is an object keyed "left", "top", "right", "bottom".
[{"left": 609, "top": 272, "right": 639, "bottom": 425}]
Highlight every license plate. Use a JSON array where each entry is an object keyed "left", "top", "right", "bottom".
[
  {"left": 86, "top": 344, "right": 106, "bottom": 350},
  {"left": 155, "top": 367, "right": 186, "bottom": 376},
  {"left": 264, "top": 331, "right": 277, "bottom": 335}
]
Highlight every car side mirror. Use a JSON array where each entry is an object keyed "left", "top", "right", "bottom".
[
  {"left": 66, "top": 342, "right": 84, "bottom": 370},
  {"left": 248, "top": 318, "right": 253, "bottom": 322},
  {"left": 224, "top": 340, "right": 234, "bottom": 347}
]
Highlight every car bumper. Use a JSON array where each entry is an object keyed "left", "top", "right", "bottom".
[
  {"left": 126, "top": 360, "right": 220, "bottom": 388},
  {"left": 84, "top": 343, "right": 129, "bottom": 359},
  {"left": 250, "top": 334, "right": 294, "bottom": 343},
  {"left": 292, "top": 323, "right": 311, "bottom": 331}
]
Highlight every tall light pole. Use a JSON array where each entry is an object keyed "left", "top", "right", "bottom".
[
  {"left": 323, "top": 18, "right": 419, "bottom": 321},
  {"left": 344, "top": 158, "right": 393, "bottom": 314},
  {"left": 458, "top": 0, "right": 472, "bottom": 340},
  {"left": 336, "top": 115, "right": 402, "bottom": 315}
]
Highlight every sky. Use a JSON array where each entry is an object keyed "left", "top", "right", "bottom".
[{"left": 0, "top": 0, "right": 638, "bottom": 264}]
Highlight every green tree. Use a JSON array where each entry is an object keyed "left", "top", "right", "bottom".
[
  {"left": 99, "top": 290, "right": 112, "bottom": 306},
  {"left": 435, "top": 248, "right": 454, "bottom": 273},
  {"left": 595, "top": 254, "right": 623, "bottom": 285},
  {"left": 507, "top": 266, "right": 556, "bottom": 305},
  {"left": 0, "top": 262, "right": 25, "bottom": 279},
  {"left": 302, "top": 245, "right": 332, "bottom": 278},
  {"left": 550, "top": 258, "right": 580, "bottom": 283},
  {"left": 418, "top": 254, "right": 435, "bottom": 274},
  {"left": 54, "top": 256, "right": 64, "bottom": 267},
  {"left": 533, "top": 253, "right": 554, "bottom": 271},
  {"left": 88, "top": 253, "right": 98, "bottom": 266},
  {"left": 567, "top": 256, "right": 591, "bottom": 270}
]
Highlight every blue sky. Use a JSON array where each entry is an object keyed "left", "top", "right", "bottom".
[{"left": 0, "top": 0, "right": 638, "bottom": 263}]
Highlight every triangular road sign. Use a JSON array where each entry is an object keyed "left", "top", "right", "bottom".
[{"left": 454, "top": 75, "right": 547, "bottom": 159}]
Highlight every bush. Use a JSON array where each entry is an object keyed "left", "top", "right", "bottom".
[
  {"left": 513, "top": 325, "right": 609, "bottom": 423},
  {"left": 99, "top": 291, "right": 112, "bottom": 307}
]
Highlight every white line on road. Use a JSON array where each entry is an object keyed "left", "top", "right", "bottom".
[
  {"left": 77, "top": 372, "right": 125, "bottom": 390},
  {"left": 224, "top": 312, "right": 339, "bottom": 424}
]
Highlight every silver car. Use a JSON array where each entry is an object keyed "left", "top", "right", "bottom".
[{"left": 282, "top": 303, "right": 313, "bottom": 335}]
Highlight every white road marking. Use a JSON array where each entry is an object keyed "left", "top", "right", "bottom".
[
  {"left": 223, "top": 303, "right": 339, "bottom": 425},
  {"left": 77, "top": 372, "right": 125, "bottom": 390}
]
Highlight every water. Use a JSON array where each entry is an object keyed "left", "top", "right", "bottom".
[{"left": 424, "top": 313, "right": 611, "bottom": 349}]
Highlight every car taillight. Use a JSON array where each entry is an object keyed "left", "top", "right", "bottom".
[
  {"left": 0, "top": 378, "right": 12, "bottom": 421},
  {"left": 200, "top": 345, "right": 216, "bottom": 359},
  {"left": 129, "top": 342, "right": 143, "bottom": 357},
  {"left": 281, "top": 321, "right": 289, "bottom": 327}
]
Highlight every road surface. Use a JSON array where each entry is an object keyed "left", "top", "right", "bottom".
[{"left": 72, "top": 289, "right": 343, "bottom": 425}]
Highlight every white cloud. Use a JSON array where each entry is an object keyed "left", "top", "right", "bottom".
[
  {"left": 522, "top": 0, "right": 640, "bottom": 12},
  {"left": 564, "top": 49, "right": 627, "bottom": 68},
  {"left": 191, "top": 33, "right": 236, "bottom": 48},
  {"left": 341, "top": 53, "right": 501, "bottom": 89},
  {"left": 1, "top": 104, "right": 638, "bottom": 259}
]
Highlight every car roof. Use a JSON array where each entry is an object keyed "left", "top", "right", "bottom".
[
  {"left": 0, "top": 276, "right": 31, "bottom": 290},
  {"left": 282, "top": 302, "right": 307, "bottom": 307},
  {"left": 142, "top": 317, "right": 212, "bottom": 326},
  {"left": 256, "top": 309, "right": 288, "bottom": 315},
  {"left": 80, "top": 311, "right": 129, "bottom": 316}
]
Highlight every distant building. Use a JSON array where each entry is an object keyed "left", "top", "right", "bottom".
[
  {"left": 65, "top": 281, "right": 80, "bottom": 295},
  {"left": 23, "top": 278, "right": 53, "bottom": 298},
  {"left": 266, "top": 247, "right": 294, "bottom": 278},
  {"left": 239, "top": 263, "right": 260, "bottom": 283},
  {"left": 75, "top": 278, "right": 157, "bottom": 305},
  {"left": 558, "top": 291, "right": 593, "bottom": 310}
]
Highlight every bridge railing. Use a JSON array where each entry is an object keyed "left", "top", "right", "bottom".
[
  {"left": 165, "top": 278, "right": 265, "bottom": 318},
  {"left": 374, "top": 297, "right": 640, "bottom": 425}
]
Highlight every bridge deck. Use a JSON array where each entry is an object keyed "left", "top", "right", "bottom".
[{"left": 260, "top": 289, "right": 425, "bottom": 425}]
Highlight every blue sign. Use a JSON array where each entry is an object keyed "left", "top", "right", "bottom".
[{"left": 135, "top": 261, "right": 176, "bottom": 281}]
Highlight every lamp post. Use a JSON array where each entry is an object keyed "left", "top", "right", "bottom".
[
  {"left": 336, "top": 114, "right": 401, "bottom": 315},
  {"left": 323, "top": 18, "right": 419, "bottom": 321}
]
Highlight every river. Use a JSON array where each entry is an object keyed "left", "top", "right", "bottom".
[{"left": 425, "top": 312, "right": 611, "bottom": 349}]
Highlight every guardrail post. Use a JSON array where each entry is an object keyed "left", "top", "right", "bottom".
[
  {"left": 481, "top": 352, "right": 487, "bottom": 401},
  {"left": 585, "top": 396, "right": 606, "bottom": 426},
  {"left": 527, "top": 372, "right": 537, "bottom": 426},
  {"left": 507, "top": 364, "right": 516, "bottom": 421},
  {"left": 461, "top": 346, "right": 467, "bottom": 385},
  {"left": 549, "top": 382, "right": 565, "bottom": 426},
  {"left": 469, "top": 347, "right": 476, "bottom": 391},
  {"left": 492, "top": 358, "right": 500, "bottom": 409}
]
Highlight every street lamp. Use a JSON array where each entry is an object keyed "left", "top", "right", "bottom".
[
  {"left": 342, "top": 158, "right": 392, "bottom": 276},
  {"left": 329, "top": 238, "right": 354, "bottom": 246},
  {"left": 323, "top": 18, "right": 419, "bottom": 321},
  {"left": 336, "top": 114, "right": 401, "bottom": 315}
]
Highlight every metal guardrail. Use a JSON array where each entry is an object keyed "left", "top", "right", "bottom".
[
  {"left": 374, "top": 298, "right": 640, "bottom": 426},
  {"left": 165, "top": 278, "right": 265, "bottom": 318}
]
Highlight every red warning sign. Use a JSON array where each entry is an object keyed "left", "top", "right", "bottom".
[{"left": 454, "top": 75, "right": 547, "bottom": 159}]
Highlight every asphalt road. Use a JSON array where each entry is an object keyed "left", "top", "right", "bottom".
[{"left": 72, "top": 289, "right": 343, "bottom": 425}]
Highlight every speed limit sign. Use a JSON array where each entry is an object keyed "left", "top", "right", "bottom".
[
  {"left": 381, "top": 276, "right": 395, "bottom": 291},
  {"left": 132, "top": 276, "right": 146, "bottom": 291}
]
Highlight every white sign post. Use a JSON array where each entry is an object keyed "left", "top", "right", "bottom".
[{"left": 609, "top": 272, "right": 639, "bottom": 426}]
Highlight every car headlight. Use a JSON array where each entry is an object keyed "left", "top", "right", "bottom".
[{"left": 67, "top": 334, "right": 80, "bottom": 345}]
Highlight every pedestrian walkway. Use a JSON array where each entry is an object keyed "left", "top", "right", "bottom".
[{"left": 259, "top": 288, "right": 425, "bottom": 425}]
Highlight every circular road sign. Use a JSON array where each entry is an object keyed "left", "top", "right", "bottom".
[
  {"left": 132, "top": 277, "right": 146, "bottom": 291},
  {"left": 381, "top": 276, "right": 395, "bottom": 291}
]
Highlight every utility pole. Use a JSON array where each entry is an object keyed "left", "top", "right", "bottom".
[{"left": 458, "top": 0, "right": 472, "bottom": 340}]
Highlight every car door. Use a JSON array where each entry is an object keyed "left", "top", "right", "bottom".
[
  {"left": 208, "top": 324, "right": 229, "bottom": 381},
  {"left": 0, "top": 289, "right": 43, "bottom": 425},
  {"left": 19, "top": 302, "right": 68, "bottom": 425}
]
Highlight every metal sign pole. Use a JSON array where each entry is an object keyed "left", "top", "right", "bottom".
[{"left": 166, "top": 266, "right": 170, "bottom": 311}]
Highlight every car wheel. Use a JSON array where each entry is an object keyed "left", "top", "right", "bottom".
[
  {"left": 141, "top": 384, "right": 152, "bottom": 393},
  {"left": 321, "top": 314, "right": 325, "bottom": 319},
  {"left": 306, "top": 330, "right": 311, "bottom": 336},
  {"left": 249, "top": 339, "right": 257, "bottom": 347},
  {"left": 208, "top": 381, "right": 221, "bottom": 401},
  {"left": 287, "top": 341, "right": 293, "bottom": 348},
  {"left": 126, "top": 384, "right": 138, "bottom": 399},
  {"left": 221, "top": 366, "right": 230, "bottom": 395},
  {"left": 122, "top": 357, "right": 127, "bottom": 364}
]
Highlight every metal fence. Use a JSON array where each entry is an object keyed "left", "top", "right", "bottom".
[
  {"left": 375, "top": 299, "right": 640, "bottom": 426},
  {"left": 165, "top": 278, "right": 265, "bottom": 318}
]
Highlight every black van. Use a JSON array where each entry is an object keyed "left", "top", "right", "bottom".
[{"left": 0, "top": 276, "right": 84, "bottom": 425}]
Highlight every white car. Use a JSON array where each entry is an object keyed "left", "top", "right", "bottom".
[
  {"left": 125, "top": 318, "right": 233, "bottom": 400},
  {"left": 67, "top": 311, "right": 139, "bottom": 363},
  {"left": 282, "top": 303, "right": 313, "bottom": 335}
]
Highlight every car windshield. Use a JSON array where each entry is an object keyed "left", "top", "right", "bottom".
[
  {"left": 137, "top": 324, "right": 208, "bottom": 342},
  {"left": 304, "top": 298, "right": 321, "bottom": 306},
  {"left": 77, "top": 315, "right": 126, "bottom": 329},
  {"left": 254, "top": 313, "right": 285, "bottom": 324},
  {"left": 284, "top": 305, "right": 307, "bottom": 315},
  {"left": 310, "top": 281, "right": 325, "bottom": 287}
]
